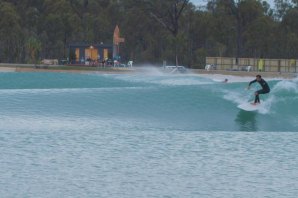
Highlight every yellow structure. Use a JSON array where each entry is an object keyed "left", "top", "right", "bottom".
[
  {"left": 257, "top": 59, "right": 264, "bottom": 71},
  {"left": 69, "top": 43, "right": 113, "bottom": 64},
  {"left": 206, "top": 57, "right": 298, "bottom": 73}
]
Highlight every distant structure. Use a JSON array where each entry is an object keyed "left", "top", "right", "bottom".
[
  {"left": 113, "top": 25, "right": 125, "bottom": 61},
  {"left": 206, "top": 57, "right": 298, "bottom": 73},
  {"left": 68, "top": 43, "right": 112, "bottom": 65},
  {"left": 68, "top": 25, "right": 125, "bottom": 65}
]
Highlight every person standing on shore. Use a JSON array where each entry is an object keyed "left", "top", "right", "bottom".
[{"left": 247, "top": 75, "right": 270, "bottom": 105}]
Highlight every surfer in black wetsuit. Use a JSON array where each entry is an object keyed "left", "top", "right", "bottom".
[{"left": 247, "top": 75, "right": 270, "bottom": 105}]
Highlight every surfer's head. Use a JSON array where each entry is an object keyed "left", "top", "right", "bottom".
[{"left": 256, "top": 75, "right": 261, "bottom": 81}]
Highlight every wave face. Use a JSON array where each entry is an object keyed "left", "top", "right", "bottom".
[
  {"left": 0, "top": 71, "right": 297, "bottom": 197},
  {"left": 0, "top": 72, "right": 296, "bottom": 132}
]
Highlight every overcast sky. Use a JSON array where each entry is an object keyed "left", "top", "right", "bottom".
[{"left": 190, "top": 0, "right": 275, "bottom": 8}]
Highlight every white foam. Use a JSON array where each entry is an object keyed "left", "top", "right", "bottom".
[
  {"left": 111, "top": 73, "right": 213, "bottom": 86},
  {"left": 198, "top": 74, "right": 253, "bottom": 83},
  {"left": 198, "top": 73, "right": 284, "bottom": 83},
  {"left": 222, "top": 88, "right": 275, "bottom": 114},
  {"left": 157, "top": 78, "right": 212, "bottom": 86},
  {"left": 257, "top": 97, "right": 274, "bottom": 114},
  {"left": 272, "top": 79, "right": 298, "bottom": 93},
  {"left": 223, "top": 90, "right": 249, "bottom": 104}
]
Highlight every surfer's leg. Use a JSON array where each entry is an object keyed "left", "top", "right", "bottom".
[
  {"left": 256, "top": 89, "right": 269, "bottom": 103},
  {"left": 255, "top": 90, "right": 261, "bottom": 103},
  {"left": 255, "top": 94, "right": 260, "bottom": 103}
]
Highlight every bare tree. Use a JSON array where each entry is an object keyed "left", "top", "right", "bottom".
[{"left": 141, "top": 0, "right": 189, "bottom": 66}]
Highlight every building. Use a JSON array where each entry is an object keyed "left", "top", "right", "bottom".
[
  {"left": 68, "top": 43, "right": 113, "bottom": 65},
  {"left": 68, "top": 25, "right": 125, "bottom": 65}
]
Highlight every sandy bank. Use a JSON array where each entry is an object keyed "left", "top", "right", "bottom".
[
  {"left": 0, "top": 67, "right": 16, "bottom": 72},
  {"left": 0, "top": 64, "right": 297, "bottom": 79}
]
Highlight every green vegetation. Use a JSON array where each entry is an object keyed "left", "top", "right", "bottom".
[{"left": 0, "top": 0, "right": 298, "bottom": 68}]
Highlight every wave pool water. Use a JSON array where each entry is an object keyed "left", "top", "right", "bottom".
[{"left": 0, "top": 71, "right": 297, "bottom": 197}]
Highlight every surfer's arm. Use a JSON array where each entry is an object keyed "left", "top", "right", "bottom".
[{"left": 247, "top": 79, "right": 256, "bottom": 89}]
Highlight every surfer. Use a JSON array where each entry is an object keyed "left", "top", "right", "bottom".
[{"left": 247, "top": 75, "right": 270, "bottom": 105}]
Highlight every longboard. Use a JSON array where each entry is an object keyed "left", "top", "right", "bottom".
[{"left": 237, "top": 102, "right": 261, "bottom": 111}]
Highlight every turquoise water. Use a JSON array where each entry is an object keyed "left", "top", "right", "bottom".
[{"left": 0, "top": 71, "right": 297, "bottom": 197}]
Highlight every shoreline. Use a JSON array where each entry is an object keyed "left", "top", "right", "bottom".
[
  {"left": 0, "top": 65, "right": 297, "bottom": 79},
  {"left": 191, "top": 69, "right": 297, "bottom": 79}
]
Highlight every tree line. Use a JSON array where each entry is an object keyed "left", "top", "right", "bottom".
[{"left": 0, "top": 0, "right": 298, "bottom": 68}]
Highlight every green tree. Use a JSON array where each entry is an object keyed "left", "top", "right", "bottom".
[
  {"left": 274, "top": 0, "right": 292, "bottom": 19},
  {"left": 26, "top": 36, "right": 41, "bottom": 63},
  {"left": 280, "top": 7, "right": 298, "bottom": 58},
  {"left": 0, "top": 1, "right": 23, "bottom": 62},
  {"left": 243, "top": 16, "right": 276, "bottom": 58},
  {"left": 139, "top": 0, "right": 190, "bottom": 66},
  {"left": 41, "top": 0, "right": 81, "bottom": 59}
]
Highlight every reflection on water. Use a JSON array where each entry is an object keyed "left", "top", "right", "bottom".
[{"left": 235, "top": 110, "right": 258, "bottom": 131}]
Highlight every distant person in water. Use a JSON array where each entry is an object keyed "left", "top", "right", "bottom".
[
  {"left": 223, "top": 78, "right": 228, "bottom": 83},
  {"left": 247, "top": 75, "right": 270, "bottom": 105}
]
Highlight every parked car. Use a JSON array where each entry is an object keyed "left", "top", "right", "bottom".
[{"left": 163, "top": 66, "right": 187, "bottom": 73}]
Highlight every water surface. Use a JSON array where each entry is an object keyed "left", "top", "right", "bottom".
[{"left": 0, "top": 71, "right": 297, "bottom": 197}]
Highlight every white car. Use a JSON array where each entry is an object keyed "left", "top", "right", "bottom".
[{"left": 163, "top": 66, "right": 187, "bottom": 73}]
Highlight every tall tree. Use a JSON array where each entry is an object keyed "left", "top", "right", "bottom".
[
  {"left": 140, "top": 0, "right": 189, "bottom": 66},
  {"left": 243, "top": 16, "right": 275, "bottom": 58},
  {"left": 0, "top": 1, "right": 23, "bottom": 62},
  {"left": 26, "top": 36, "right": 41, "bottom": 63},
  {"left": 280, "top": 7, "right": 298, "bottom": 58},
  {"left": 274, "top": 0, "right": 292, "bottom": 19},
  {"left": 41, "top": 0, "right": 81, "bottom": 59}
]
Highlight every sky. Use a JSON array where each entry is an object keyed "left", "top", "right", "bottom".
[{"left": 190, "top": 0, "right": 275, "bottom": 8}]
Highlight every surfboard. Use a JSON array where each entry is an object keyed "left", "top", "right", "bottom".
[{"left": 237, "top": 102, "right": 261, "bottom": 111}]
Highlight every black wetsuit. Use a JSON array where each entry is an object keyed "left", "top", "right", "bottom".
[{"left": 249, "top": 78, "right": 270, "bottom": 103}]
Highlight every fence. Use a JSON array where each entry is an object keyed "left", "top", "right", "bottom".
[{"left": 206, "top": 57, "right": 298, "bottom": 73}]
